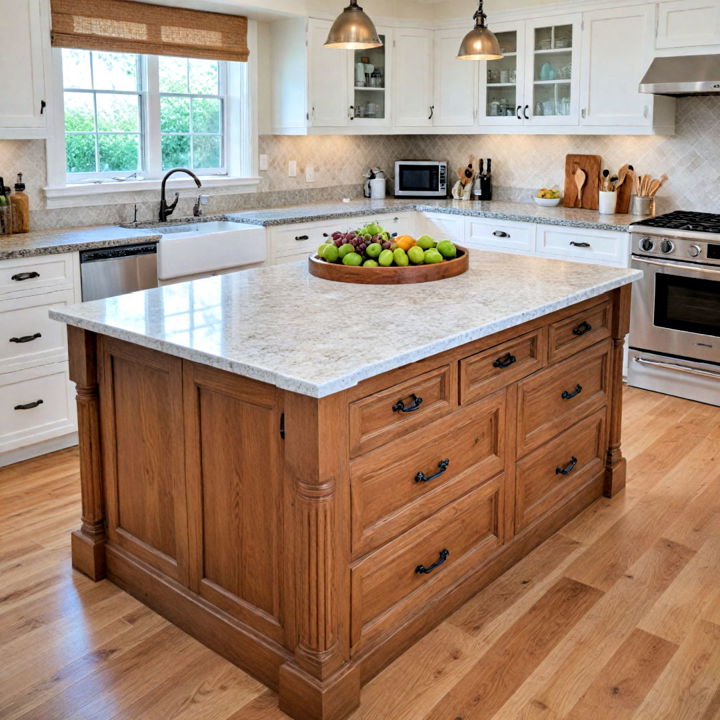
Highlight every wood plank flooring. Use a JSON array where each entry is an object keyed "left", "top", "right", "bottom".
[{"left": 1, "top": 386, "right": 719, "bottom": 720}]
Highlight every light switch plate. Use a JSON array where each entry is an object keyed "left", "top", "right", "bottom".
[
  {"left": 288, "top": 160, "right": 297, "bottom": 177},
  {"left": 305, "top": 166, "right": 315, "bottom": 183},
  {"left": 259, "top": 154, "right": 268, "bottom": 171}
]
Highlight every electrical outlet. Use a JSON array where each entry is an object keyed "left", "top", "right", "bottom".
[
  {"left": 259, "top": 154, "right": 268, "bottom": 171},
  {"left": 288, "top": 160, "right": 297, "bottom": 177},
  {"left": 305, "top": 166, "right": 315, "bottom": 183}
]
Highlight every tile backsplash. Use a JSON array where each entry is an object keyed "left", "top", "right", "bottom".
[{"left": 0, "top": 96, "right": 718, "bottom": 231}]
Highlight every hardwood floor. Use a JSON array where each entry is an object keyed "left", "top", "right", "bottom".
[{"left": 1, "top": 386, "right": 719, "bottom": 720}]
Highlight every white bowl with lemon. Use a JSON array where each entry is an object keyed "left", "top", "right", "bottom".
[{"left": 534, "top": 188, "right": 562, "bottom": 207}]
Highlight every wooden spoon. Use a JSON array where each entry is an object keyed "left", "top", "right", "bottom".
[
  {"left": 649, "top": 174, "right": 669, "bottom": 197},
  {"left": 641, "top": 174, "right": 652, "bottom": 197},
  {"left": 574, "top": 167, "right": 586, "bottom": 208},
  {"left": 615, "top": 164, "right": 630, "bottom": 189}
]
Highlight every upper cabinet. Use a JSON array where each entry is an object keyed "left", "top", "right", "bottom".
[
  {"left": 0, "top": 0, "right": 49, "bottom": 138},
  {"left": 394, "top": 28, "right": 434, "bottom": 128},
  {"left": 656, "top": 0, "right": 720, "bottom": 50},
  {"left": 351, "top": 30, "right": 392, "bottom": 127},
  {"left": 433, "top": 28, "right": 477, "bottom": 127}
]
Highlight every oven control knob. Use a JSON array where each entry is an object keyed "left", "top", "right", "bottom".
[
  {"left": 688, "top": 244, "right": 701, "bottom": 258},
  {"left": 660, "top": 239, "right": 675, "bottom": 254},
  {"left": 639, "top": 237, "right": 654, "bottom": 252}
]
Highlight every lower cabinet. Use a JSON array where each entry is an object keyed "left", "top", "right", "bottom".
[
  {"left": 465, "top": 216, "right": 536, "bottom": 254},
  {"left": 534, "top": 223, "right": 630, "bottom": 267}
]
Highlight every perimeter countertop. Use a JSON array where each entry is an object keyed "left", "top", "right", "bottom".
[
  {"left": 1, "top": 199, "right": 641, "bottom": 261},
  {"left": 50, "top": 251, "right": 642, "bottom": 398}
]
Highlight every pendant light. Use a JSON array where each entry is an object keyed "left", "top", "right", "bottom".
[
  {"left": 457, "top": 0, "right": 503, "bottom": 61},
  {"left": 324, "top": 0, "right": 383, "bottom": 50}
]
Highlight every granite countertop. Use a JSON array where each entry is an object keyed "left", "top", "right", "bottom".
[
  {"left": 1, "top": 199, "right": 641, "bottom": 261},
  {"left": 50, "top": 252, "right": 642, "bottom": 398}
]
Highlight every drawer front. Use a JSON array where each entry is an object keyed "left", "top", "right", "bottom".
[
  {"left": 421, "top": 212, "right": 464, "bottom": 243},
  {"left": 350, "top": 363, "right": 456, "bottom": 457},
  {"left": 517, "top": 340, "right": 611, "bottom": 457},
  {"left": 535, "top": 225, "right": 629, "bottom": 267},
  {"left": 515, "top": 409, "right": 607, "bottom": 532},
  {"left": 0, "top": 253, "right": 76, "bottom": 296},
  {"left": 351, "top": 477, "right": 504, "bottom": 650},
  {"left": 351, "top": 391, "right": 506, "bottom": 556},
  {"left": 0, "top": 362, "right": 77, "bottom": 452},
  {"left": 548, "top": 300, "right": 611, "bottom": 364},
  {"left": 0, "top": 290, "right": 73, "bottom": 372},
  {"left": 460, "top": 328, "right": 547, "bottom": 404},
  {"left": 464, "top": 217, "right": 535, "bottom": 254},
  {"left": 270, "top": 222, "right": 339, "bottom": 259}
]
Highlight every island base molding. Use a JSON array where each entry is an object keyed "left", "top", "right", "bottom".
[{"left": 67, "top": 285, "right": 631, "bottom": 720}]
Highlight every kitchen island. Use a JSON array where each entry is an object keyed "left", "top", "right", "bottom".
[{"left": 51, "top": 252, "right": 641, "bottom": 720}]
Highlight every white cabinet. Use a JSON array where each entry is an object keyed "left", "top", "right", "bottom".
[
  {"left": 534, "top": 224, "right": 630, "bottom": 267},
  {"left": 433, "top": 28, "right": 477, "bottom": 128},
  {"left": 656, "top": 0, "right": 720, "bottom": 50},
  {"left": 394, "top": 28, "right": 434, "bottom": 128},
  {"left": 464, "top": 217, "right": 536, "bottom": 255},
  {"left": 0, "top": 0, "right": 49, "bottom": 138},
  {"left": 420, "top": 212, "right": 465, "bottom": 243}
]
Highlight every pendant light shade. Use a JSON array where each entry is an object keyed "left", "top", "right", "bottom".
[
  {"left": 457, "top": 0, "right": 503, "bottom": 61},
  {"left": 324, "top": 0, "right": 382, "bottom": 50}
]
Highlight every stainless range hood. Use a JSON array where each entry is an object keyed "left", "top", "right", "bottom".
[{"left": 640, "top": 54, "right": 720, "bottom": 96}]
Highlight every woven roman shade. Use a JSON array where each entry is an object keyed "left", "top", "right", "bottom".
[{"left": 51, "top": 0, "right": 248, "bottom": 62}]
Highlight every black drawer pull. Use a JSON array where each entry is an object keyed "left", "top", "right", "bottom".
[
  {"left": 392, "top": 393, "right": 423, "bottom": 413},
  {"left": 556, "top": 456, "right": 578, "bottom": 476},
  {"left": 569, "top": 241, "right": 591, "bottom": 248},
  {"left": 493, "top": 352, "right": 517, "bottom": 369},
  {"left": 14, "top": 399, "right": 44, "bottom": 411},
  {"left": 294, "top": 235, "right": 309, "bottom": 241},
  {"left": 10, "top": 332, "right": 42, "bottom": 344},
  {"left": 572, "top": 321, "right": 592, "bottom": 336},
  {"left": 492, "top": 230, "right": 510, "bottom": 238},
  {"left": 11, "top": 271, "right": 40, "bottom": 281},
  {"left": 415, "top": 548, "right": 449, "bottom": 575},
  {"left": 561, "top": 384, "right": 583, "bottom": 400},
  {"left": 415, "top": 458, "right": 450, "bottom": 484}
]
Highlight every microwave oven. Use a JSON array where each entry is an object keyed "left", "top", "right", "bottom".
[{"left": 394, "top": 161, "right": 448, "bottom": 198}]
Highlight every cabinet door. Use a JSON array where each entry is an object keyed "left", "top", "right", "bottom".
[
  {"left": 580, "top": 5, "right": 654, "bottom": 128},
  {"left": 394, "top": 28, "right": 433, "bottom": 127},
  {"left": 478, "top": 21, "right": 526, "bottom": 127},
  {"left": 523, "top": 16, "right": 581, "bottom": 126},
  {"left": 307, "top": 19, "right": 350, "bottom": 127},
  {"left": 0, "top": 0, "right": 47, "bottom": 132},
  {"left": 433, "top": 28, "right": 477, "bottom": 128},
  {"left": 352, "top": 28, "right": 392, "bottom": 127},
  {"left": 656, "top": 0, "right": 720, "bottom": 49}
]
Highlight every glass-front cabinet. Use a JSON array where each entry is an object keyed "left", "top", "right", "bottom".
[
  {"left": 351, "top": 31, "right": 391, "bottom": 126},
  {"left": 479, "top": 23, "right": 525, "bottom": 125}
]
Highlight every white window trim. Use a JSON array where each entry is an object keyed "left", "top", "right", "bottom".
[{"left": 44, "top": 20, "right": 260, "bottom": 208}]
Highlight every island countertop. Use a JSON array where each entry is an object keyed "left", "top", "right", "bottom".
[{"left": 49, "top": 252, "right": 642, "bottom": 397}]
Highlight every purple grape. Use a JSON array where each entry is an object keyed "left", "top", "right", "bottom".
[
  {"left": 332, "top": 231, "right": 342, "bottom": 240},
  {"left": 382, "top": 241, "right": 391, "bottom": 250},
  {"left": 358, "top": 243, "right": 367, "bottom": 252},
  {"left": 334, "top": 239, "right": 343, "bottom": 247}
]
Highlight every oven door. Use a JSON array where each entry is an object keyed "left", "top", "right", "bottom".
[
  {"left": 394, "top": 163, "right": 444, "bottom": 197},
  {"left": 630, "top": 256, "right": 720, "bottom": 364}
]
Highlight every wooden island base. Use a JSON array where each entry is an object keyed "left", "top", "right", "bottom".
[{"left": 68, "top": 285, "right": 630, "bottom": 720}]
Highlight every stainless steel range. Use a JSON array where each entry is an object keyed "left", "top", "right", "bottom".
[{"left": 628, "top": 211, "right": 720, "bottom": 406}]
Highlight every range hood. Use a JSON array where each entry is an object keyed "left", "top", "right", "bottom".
[{"left": 640, "top": 54, "right": 720, "bottom": 96}]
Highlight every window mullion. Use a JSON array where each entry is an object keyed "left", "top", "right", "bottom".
[{"left": 145, "top": 55, "right": 162, "bottom": 177}]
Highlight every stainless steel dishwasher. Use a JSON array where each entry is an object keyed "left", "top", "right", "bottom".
[{"left": 80, "top": 242, "right": 158, "bottom": 301}]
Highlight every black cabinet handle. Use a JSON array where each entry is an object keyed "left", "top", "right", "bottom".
[
  {"left": 415, "top": 549, "right": 449, "bottom": 575},
  {"left": 14, "top": 399, "right": 44, "bottom": 411},
  {"left": 516, "top": 104, "right": 522, "bottom": 120},
  {"left": 523, "top": 104, "right": 530, "bottom": 120},
  {"left": 572, "top": 321, "right": 592, "bottom": 336},
  {"left": 11, "top": 271, "right": 40, "bottom": 281},
  {"left": 415, "top": 458, "right": 450, "bottom": 484},
  {"left": 294, "top": 235, "right": 309, "bottom": 241},
  {"left": 428, "top": 105, "right": 435, "bottom": 120},
  {"left": 40, "top": 99, "right": 46, "bottom": 115},
  {"left": 392, "top": 393, "right": 423, "bottom": 413},
  {"left": 493, "top": 352, "right": 517, "bottom": 369},
  {"left": 561, "top": 384, "right": 583, "bottom": 400},
  {"left": 349, "top": 105, "right": 355, "bottom": 120},
  {"left": 556, "top": 456, "right": 578, "bottom": 476},
  {"left": 492, "top": 230, "right": 510, "bottom": 238},
  {"left": 570, "top": 241, "right": 591, "bottom": 248},
  {"left": 10, "top": 333, "right": 42, "bottom": 344}
]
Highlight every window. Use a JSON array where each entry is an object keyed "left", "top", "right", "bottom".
[{"left": 61, "top": 49, "right": 228, "bottom": 181}]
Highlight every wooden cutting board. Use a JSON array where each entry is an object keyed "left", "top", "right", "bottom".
[
  {"left": 563, "top": 154, "right": 601, "bottom": 210},
  {"left": 616, "top": 167, "right": 634, "bottom": 214}
]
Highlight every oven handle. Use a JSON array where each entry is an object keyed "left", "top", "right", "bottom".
[
  {"left": 634, "top": 356, "right": 720, "bottom": 379},
  {"left": 633, "top": 256, "right": 720, "bottom": 275}
]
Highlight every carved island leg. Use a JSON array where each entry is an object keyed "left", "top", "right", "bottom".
[
  {"left": 279, "top": 392, "right": 360, "bottom": 720},
  {"left": 604, "top": 284, "right": 632, "bottom": 498},
  {"left": 67, "top": 326, "right": 107, "bottom": 580}
]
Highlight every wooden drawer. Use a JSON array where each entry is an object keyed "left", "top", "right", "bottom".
[
  {"left": 517, "top": 340, "right": 611, "bottom": 457},
  {"left": 548, "top": 300, "right": 611, "bottom": 363},
  {"left": 0, "top": 253, "right": 77, "bottom": 296},
  {"left": 0, "top": 362, "right": 76, "bottom": 452},
  {"left": 515, "top": 409, "right": 607, "bottom": 532},
  {"left": 349, "top": 363, "right": 455, "bottom": 457},
  {"left": 0, "top": 289, "right": 73, "bottom": 372},
  {"left": 351, "top": 477, "right": 504, "bottom": 651},
  {"left": 464, "top": 217, "right": 535, "bottom": 255},
  {"left": 351, "top": 390, "right": 506, "bottom": 557},
  {"left": 460, "top": 328, "right": 546, "bottom": 404}
]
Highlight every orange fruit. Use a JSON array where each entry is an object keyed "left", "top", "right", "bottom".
[{"left": 395, "top": 235, "right": 416, "bottom": 251}]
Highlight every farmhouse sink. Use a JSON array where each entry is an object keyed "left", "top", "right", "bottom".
[{"left": 153, "top": 221, "right": 267, "bottom": 280}]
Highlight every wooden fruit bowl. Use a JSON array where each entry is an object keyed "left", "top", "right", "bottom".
[{"left": 308, "top": 246, "right": 469, "bottom": 285}]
